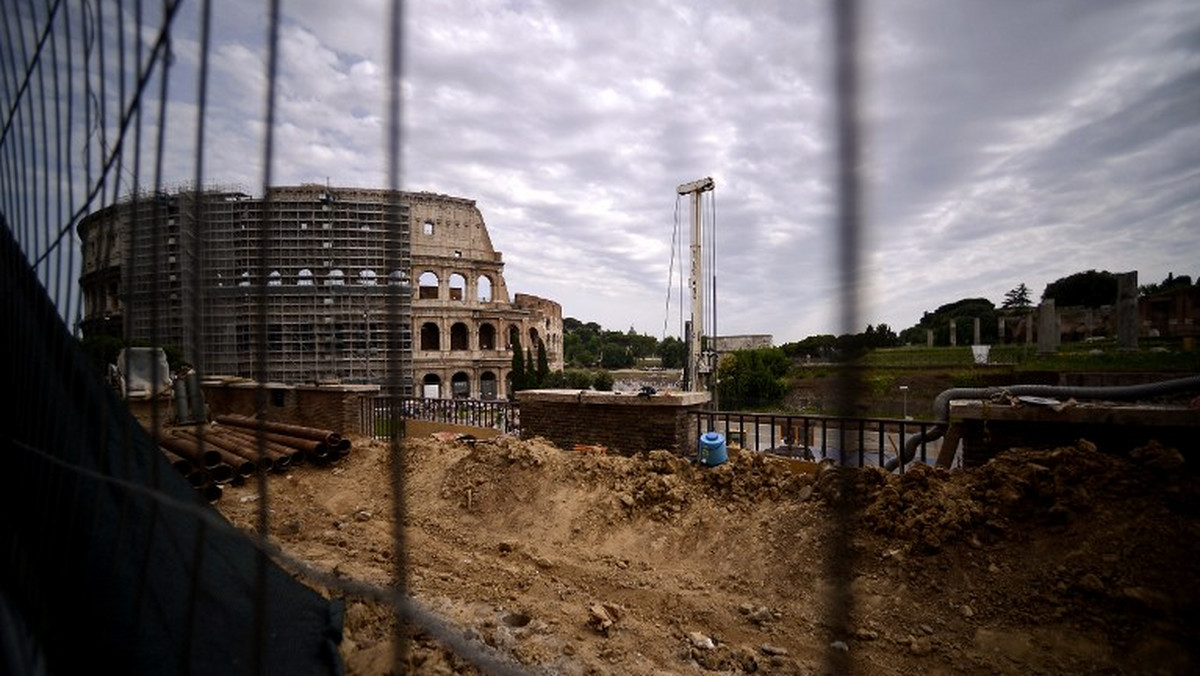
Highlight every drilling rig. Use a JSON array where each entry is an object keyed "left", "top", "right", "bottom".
[{"left": 676, "top": 176, "right": 716, "bottom": 393}]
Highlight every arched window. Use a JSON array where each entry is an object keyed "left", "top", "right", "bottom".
[
  {"left": 423, "top": 219, "right": 434, "bottom": 236},
  {"left": 267, "top": 270, "right": 282, "bottom": 286},
  {"left": 388, "top": 270, "right": 409, "bottom": 287},
  {"left": 508, "top": 325, "right": 521, "bottom": 349},
  {"left": 238, "top": 271, "right": 252, "bottom": 287},
  {"left": 528, "top": 327, "right": 540, "bottom": 346},
  {"left": 480, "top": 371, "right": 498, "bottom": 400},
  {"left": 418, "top": 271, "right": 439, "bottom": 299},
  {"left": 359, "top": 269, "right": 377, "bottom": 285},
  {"left": 297, "top": 269, "right": 314, "bottom": 286},
  {"left": 450, "top": 322, "right": 469, "bottom": 350},
  {"left": 477, "top": 275, "right": 493, "bottom": 302},
  {"left": 448, "top": 273, "right": 467, "bottom": 301},
  {"left": 422, "top": 373, "right": 441, "bottom": 399},
  {"left": 326, "top": 269, "right": 345, "bottom": 286},
  {"left": 479, "top": 323, "right": 496, "bottom": 350},
  {"left": 451, "top": 371, "right": 470, "bottom": 399},
  {"left": 420, "top": 322, "right": 440, "bottom": 350}
]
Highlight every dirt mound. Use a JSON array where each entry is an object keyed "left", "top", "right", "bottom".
[{"left": 217, "top": 434, "right": 1200, "bottom": 675}]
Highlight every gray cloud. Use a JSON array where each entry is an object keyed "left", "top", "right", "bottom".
[{"left": 155, "top": 0, "right": 1200, "bottom": 342}]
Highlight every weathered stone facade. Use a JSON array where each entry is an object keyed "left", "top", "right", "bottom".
[{"left": 77, "top": 185, "right": 562, "bottom": 399}]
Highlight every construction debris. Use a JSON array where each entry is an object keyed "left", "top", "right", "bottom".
[{"left": 157, "top": 418, "right": 351, "bottom": 502}]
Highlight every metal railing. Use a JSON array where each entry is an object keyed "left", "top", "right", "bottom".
[
  {"left": 362, "top": 396, "right": 519, "bottom": 439},
  {"left": 691, "top": 410, "right": 951, "bottom": 469}
]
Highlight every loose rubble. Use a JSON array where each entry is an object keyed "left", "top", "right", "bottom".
[{"left": 216, "top": 434, "right": 1200, "bottom": 675}]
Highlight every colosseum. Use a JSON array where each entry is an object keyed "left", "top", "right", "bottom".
[{"left": 77, "top": 184, "right": 563, "bottom": 399}]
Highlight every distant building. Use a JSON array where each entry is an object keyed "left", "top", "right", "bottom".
[
  {"left": 77, "top": 184, "right": 562, "bottom": 398},
  {"left": 1139, "top": 285, "right": 1199, "bottom": 338},
  {"left": 711, "top": 334, "right": 773, "bottom": 352}
]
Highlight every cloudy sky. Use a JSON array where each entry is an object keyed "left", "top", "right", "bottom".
[{"left": 153, "top": 0, "right": 1199, "bottom": 343}]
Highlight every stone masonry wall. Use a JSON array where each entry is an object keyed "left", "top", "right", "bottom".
[
  {"left": 200, "top": 382, "right": 378, "bottom": 436},
  {"left": 516, "top": 389, "right": 711, "bottom": 456}
]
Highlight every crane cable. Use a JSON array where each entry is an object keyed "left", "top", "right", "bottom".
[{"left": 663, "top": 193, "right": 685, "bottom": 342}]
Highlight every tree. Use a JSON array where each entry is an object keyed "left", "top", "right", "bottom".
[
  {"left": 1042, "top": 270, "right": 1118, "bottom": 308},
  {"left": 511, "top": 336, "right": 526, "bottom": 391},
  {"left": 716, "top": 348, "right": 790, "bottom": 410},
  {"left": 1140, "top": 272, "right": 1195, "bottom": 297},
  {"left": 536, "top": 339, "right": 549, "bottom": 386},
  {"left": 1001, "top": 283, "right": 1033, "bottom": 311},
  {"left": 526, "top": 345, "right": 536, "bottom": 386},
  {"left": 900, "top": 297, "right": 998, "bottom": 346},
  {"left": 658, "top": 336, "right": 686, "bottom": 369}
]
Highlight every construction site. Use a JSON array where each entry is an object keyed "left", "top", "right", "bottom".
[{"left": 4, "top": 3, "right": 1200, "bottom": 675}]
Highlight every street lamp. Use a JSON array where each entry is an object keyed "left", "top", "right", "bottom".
[{"left": 899, "top": 385, "right": 910, "bottom": 420}]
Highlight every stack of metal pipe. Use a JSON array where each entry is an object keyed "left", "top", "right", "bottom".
[{"left": 157, "top": 416, "right": 352, "bottom": 502}]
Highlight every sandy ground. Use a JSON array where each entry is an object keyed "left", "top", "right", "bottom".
[{"left": 216, "top": 432, "right": 1200, "bottom": 675}]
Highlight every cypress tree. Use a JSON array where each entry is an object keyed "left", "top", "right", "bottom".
[
  {"left": 536, "top": 339, "right": 550, "bottom": 386},
  {"left": 511, "top": 336, "right": 526, "bottom": 391}
]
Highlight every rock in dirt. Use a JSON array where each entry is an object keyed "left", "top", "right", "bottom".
[
  {"left": 688, "top": 631, "right": 715, "bottom": 650},
  {"left": 909, "top": 637, "right": 932, "bottom": 656},
  {"left": 760, "top": 644, "right": 789, "bottom": 656},
  {"left": 587, "top": 602, "right": 622, "bottom": 635}
]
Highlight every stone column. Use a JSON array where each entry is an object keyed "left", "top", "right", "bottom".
[
  {"left": 1117, "top": 271, "right": 1138, "bottom": 350},
  {"left": 1037, "top": 299, "right": 1058, "bottom": 354},
  {"left": 926, "top": 329, "right": 934, "bottom": 347},
  {"left": 949, "top": 319, "right": 957, "bottom": 346}
]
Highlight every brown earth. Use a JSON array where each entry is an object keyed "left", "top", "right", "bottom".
[{"left": 217, "top": 433, "right": 1200, "bottom": 675}]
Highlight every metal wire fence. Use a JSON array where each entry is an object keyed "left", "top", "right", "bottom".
[{"left": 1, "top": 1, "right": 869, "bottom": 674}]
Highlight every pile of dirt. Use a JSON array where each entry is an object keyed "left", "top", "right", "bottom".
[{"left": 216, "top": 434, "right": 1200, "bottom": 675}]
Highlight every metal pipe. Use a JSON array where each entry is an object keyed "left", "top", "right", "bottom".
[
  {"left": 159, "top": 434, "right": 223, "bottom": 470},
  {"left": 886, "top": 374, "right": 1200, "bottom": 471},
  {"left": 214, "top": 413, "right": 340, "bottom": 446},
  {"left": 213, "top": 426, "right": 306, "bottom": 465},
  {"left": 174, "top": 428, "right": 281, "bottom": 471},
  {"left": 200, "top": 482, "right": 223, "bottom": 503},
  {"left": 164, "top": 432, "right": 257, "bottom": 478},
  {"left": 160, "top": 447, "right": 196, "bottom": 475},
  {"left": 216, "top": 424, "right": 328, "bottom": 461}
]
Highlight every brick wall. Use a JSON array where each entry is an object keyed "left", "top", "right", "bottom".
[
  {"left": 199, "top": 381, "right": 379, "bottom": 436},
  {"left": 516, "top": 389, "right": 711, "bottom": 456}
]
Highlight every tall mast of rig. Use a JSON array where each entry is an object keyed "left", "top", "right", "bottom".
[{"left": 676, "top": 176, "right": 715, "bottom": 392}]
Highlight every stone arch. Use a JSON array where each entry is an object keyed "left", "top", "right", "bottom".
[
  {"left": 450, "top": 322, "right": 469, "bottom": 351},
  {"left": 422, "top": 373, "right": 441, "bottom": 398},
  {"left": 508, "top": 324, "right": 521, "bottom": 349},
  {"left": 451, "top": 371, "right": 470, "bottom": 399},
  {"left": 477, "top": 275, "right": 493, "bottom": 302},
  {"left": 449, "top": 273, "right": 467, "bottom": 301},
  {"left": 480, "top": 371, "right": 498, "bottom": 400},
  {"left": 479, "top": 323, "right": 497, "bottom": 350},
  {"left": 267, "top": 270, "right": 282, "bottom": 286},
  {"left": 327, "top": 269, "right": 345, "bottom": 286},
  {"left": 298, "top": 269, "right": 314, "bottom": 286},
  {"left": 359, "top": 269, "right": 378, "bottom": 285},
  {"left": 528, "top": 327, "right": 540, "bottom": 346},
  {"left": 418, "top": 271, "right": 439, "bottom": 299},
  {"left": 420, "top": 322, "right": 440, "bottom": 350}
]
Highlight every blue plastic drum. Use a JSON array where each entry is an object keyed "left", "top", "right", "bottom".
[{"left": 699, "top": 431, "right": 727, "bottom": 467}]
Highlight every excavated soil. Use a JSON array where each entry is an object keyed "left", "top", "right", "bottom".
[{"left": 217, "top": 433, "right": 1200, "bottom": 675}]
